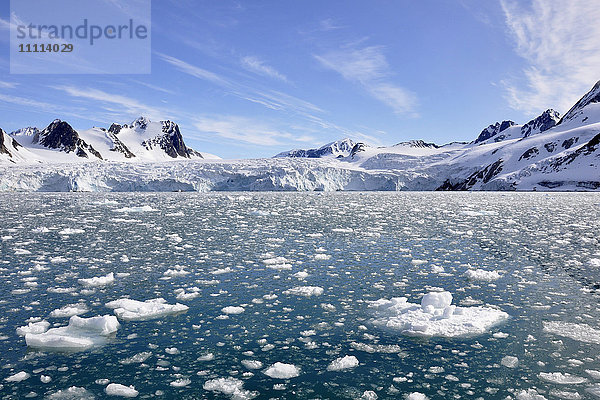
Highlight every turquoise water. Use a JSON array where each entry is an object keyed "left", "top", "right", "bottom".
[{"left": 1, "top": 192, "right": 599, "bottom": 399}]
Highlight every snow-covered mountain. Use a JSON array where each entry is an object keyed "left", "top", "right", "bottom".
[
  {"left": 1, "top": 81, "right": 600, "bottom": 191},
  {"left": 2, "top": 117, "right": 219, "bottom": 163},
  {"left": 274, "top": 138, "right": 358, "bottom": 158}
]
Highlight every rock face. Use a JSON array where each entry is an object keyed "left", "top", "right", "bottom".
[
  {"left": 35, "top": 120, "right": 103, "bottom": 159},
  {"left": 394, "top": 140, "right": 439, "bottom": 149},
  {"left": 140, "top": 120, "right": 198, "bottom": 159},
  {"left": 521, "top": 109, "right": 561, "bottom": 138},
  {"left": 275, "top": 138, "right": 356, "bottom": 158},
  {"left": 560, "top": 80, "right": 600, "bottom": 124},
  {"left": 474, "top": 120, "right": 515, "bottom": 144}
]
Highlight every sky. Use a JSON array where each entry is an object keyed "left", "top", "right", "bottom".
[{"left": 1, "top": 0, "right": 600, "bottom": 159}]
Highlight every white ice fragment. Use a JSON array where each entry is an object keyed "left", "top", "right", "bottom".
[
  {"left": 263, "top": 362, "right": 300, "bottom": 379},
  {"left": 105, "top": 383, "right": 138, "bottom": 397},
  {"left": 222, "top": 306, "right": 245, "bottom": 315},
  {"left": 465, "top": 269, "right": 501, "bottom": 281},
  {"left": 516, "top": 389, "right": 547, "bottom": 400},
  {"left": 170, "top": 378, "right": 191, "bottom": 387},
  {"left": 25, "top": 315, "right": 119, "bottom": 351},
  {"left": 105, "top": 298, "right": 188, "bottom": 321},
  {"left": 370, "top": 291, "right": 508, "bottom": 338},
  {"left": 405, "top": 393, "right": 428, "bottom": 400},
  {"left": 327, "top": 355, "right": 359, "bottom": 371},
  {"left": 16, "top": 320, "right": 50, "bottom": 336},
  {"left": 241, "top": 360, "right": 263, "bottom": 370},
  {"left": 283, "top": 286, "right": 324, "bottom": 297},
  {"left": 203, "top": 377, "right": 257, "bottom": 399},
  {"left": 120, "top": 352, "right": 152, "bottom": 365},
  {"left": 58, "top": 228, "right": 85, "bottom": 235},
  {"left": 114, "top": 205, "right": 156, "bottom": 213},
  {"left": 50, "top": 304, "right": 89, "bottom": 318},
  {"left": 5, "top": 371, "right": 30, "bottom": 382},
  {"left": 501, "top": 356, "right": 519, "bottom": 368},
  {"left": 78, "top": 273, "right": 114, "bottom": 287},
  {"left": 46, "top": 387, "right": 95, "bottom": 399},
  {"left": 539, "top": 372, "right": 587, "bottom": 384},
  {"left": 543, "top": 321, "right": 600, "bottom": 344}
]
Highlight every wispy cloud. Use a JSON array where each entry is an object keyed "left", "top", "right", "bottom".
[
  {"left": 192, "top": 115, "right": 313, "bottom": 147},
  {"left": 241, "top": 56, "right": 288, "bottom": 82},
  {"left": 501, "top": 0, "right": 600, "bottom": 114},
  {"left": 51, "top": 86, "right": 170, "bottom": 120},
  {"left": 314, "top": 45, "right": 418, "bottom": 116},
  {"left": 156, "top": 53, "right": 230, "bottom": 87}
]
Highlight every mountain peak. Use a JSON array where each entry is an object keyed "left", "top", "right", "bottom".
[
  {"left": 274, "top": 138, "right": 358, "bottom": 158},
  {"left": 474, "top": 120, "right": 516, "bottom": 144},
  {"left": 559, "top": 80, "right": 600, "bottom": 125},
  {"left": 131, "top": 116, "right": 151, "bottom": 129},
  {"left": 521, "top": 109, "right": 560, "bottom": 138}
]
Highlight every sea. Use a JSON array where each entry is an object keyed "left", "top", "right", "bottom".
[{"left": 1, "top": 192, "right": 599, "bottom": 399}]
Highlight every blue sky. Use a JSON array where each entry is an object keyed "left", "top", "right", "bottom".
[{"left": 1, "top": 0, "right": 600, "bottom": 159}]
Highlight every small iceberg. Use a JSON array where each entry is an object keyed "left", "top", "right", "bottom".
[
  {"left": 105, "top": 298, "right": 189, "bottom": 321},
  {"left": 24, "top": 315, "right": 119, "bottom": 351},
  {"left": 369, "top": 290, "right": 508, "bottom": 338}
]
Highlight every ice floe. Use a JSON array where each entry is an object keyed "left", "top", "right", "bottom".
[
  {"left": 263, "top": 362, "right": 300, "bottom": 379},
  {"left": 543, "top": 321, "right": 600, "bottom": 344},
  {"left": 49, "top": 304, "right": 89, "bottom": 318},
  {"left": 114, "top": 205, "right": 156, "bottom": 213},
  {"left": 25, "top": 315, "right": 119, "bottom": 351},
  {"left": 501, "top": 356, "right": 519, "bottom": 368},
  {"left": 222, "top": 306, "right": 245, "bottom": 315},
  {"left": 105, "top": 298, "right": 189, "bottom": 321},
  {"left": 369, "top": 291, "right": 508, "bottom": 337},
  {"left": 283, "top": 286, "right": 324, "bottom": 297},
  {"left": 5, "top": 371, "right": 30, "bottom": 382},
  {"left": 538, "top": 372, "right": 587, "bottom": 384},
  {"left": 79, "top": 272, "right": 114, "bottom": 287},
  {"left": 203, "top": 377, "right": 257, "bottom": 399},
  {"left": 327, "top": 355, "right": 359, "bottom": 371},
  {"left": 46, "top": 387, "right": 95, "bottom": 399},
  {"left": 464, "top": 268, "right": 501, "bottom": 281},
  {"left": 16, "top": 320, "right": 50, "bottom": 336},
  {"left": 105, "top": 383, "right": 138, "bottom": 397}
]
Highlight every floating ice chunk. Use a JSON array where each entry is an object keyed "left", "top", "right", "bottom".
[
  {"left": 465, "top": 269, "right": 501, "bottom": 281},
  {"left": 263, "top": 362, "right": 300, "bottom": 379},
  {"left": 46, "top": 387, "right": 95, "bottom": 399},
  {"left": 293, "top": 271, "right": 309, "bottom": 280},
  {"left": 539, "top": 372, "right": 587, "bottom": 384},
  {"left": 163, "top": 269, "right": 189, "bottom": 277},
  {"left": 203, "top": 377, "right": 257, "bottom": 399},
  {"left": 25, "top": 315, "right": 119, "bottom": 351},
  {"left": 222, "top": 306, "right": 245, "bottom": 315},
  {"left": 370, "top": 291, "right": 508, "bottom": 338},
  {"left": 105, "top": 298, "right": 188, "bottom": 321},
  {"left": 549, "top": 389, "right": 582, "bottom": 400},
  {"left": 586, "top": 370, "right": 600, "bottom": 379},
  {"left": 114, "top": 206, "right": 156, "bottom": 213},
  {"left": 314, "top": 254, "right": 331, "bottom": 261},
  {"left": 120, "top": 352, "right": 152, "bottom": 365},
  {"left": 405, "top": 393, "right": 428, "bottom": 400},
  {"left": 5, "top": 371, "right": 30, "bottom": 382},
  {"left": 174, "top": 288, "right": 200, "bottom": 301},
  {"left": 242, "top": 360, "right": 263, "bottom": 370},
  {"left": 284, "top": 286, "right": 324, "bottom": 297},
  {"left": 516, "top": 389, "right": 548, "bottom": 400},
  {"left": 105, "top": 383, "right": 138, "bottom": 397},
  {"left": 170, "top": 378, "right": 191, "bottom": 387},
  {"left": 586, "top": 386, "right": 600, "bottom": 398},
  {"left": 262, "top": 257, "right": 292, "bottom": 270},
  {"left": 543, "top": 321, "right": 600, "bottom": 344},
  {"left": 421, "top": 291, "right": 453, "bottom": 309},
  {"left": 501, "top": 356, "right": 519, "bottom": 368},
  {"left": 16, "top": 320, "right": 50, "bottom": 336},
  {"left": 362, "top": 391, "right": 378, "bottom": 400},
  {"left": 58, "top": 228, "right": 85, "bottom": 235},
  {"left": 50, "top": 304, "right": 89, "bottom": 318},
  {"left": 79, "top": 273, "right": 114, "bottom": 287},
  {"left": 327, "top": 355, "right": 359, "bottom": 371},
  {"left": 41, "top": 375, "right": 52, "bottom": 383},
  {"left": 32, "top": 227, "right": 50, "bottom": 233}
]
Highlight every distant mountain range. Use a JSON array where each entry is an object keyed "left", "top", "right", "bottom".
[
  {"left": 1, "top": 117, "right": 219, "bottom": 163},
  {"left": 1, "top": 81, "right": 599, "bottom": 191}
]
